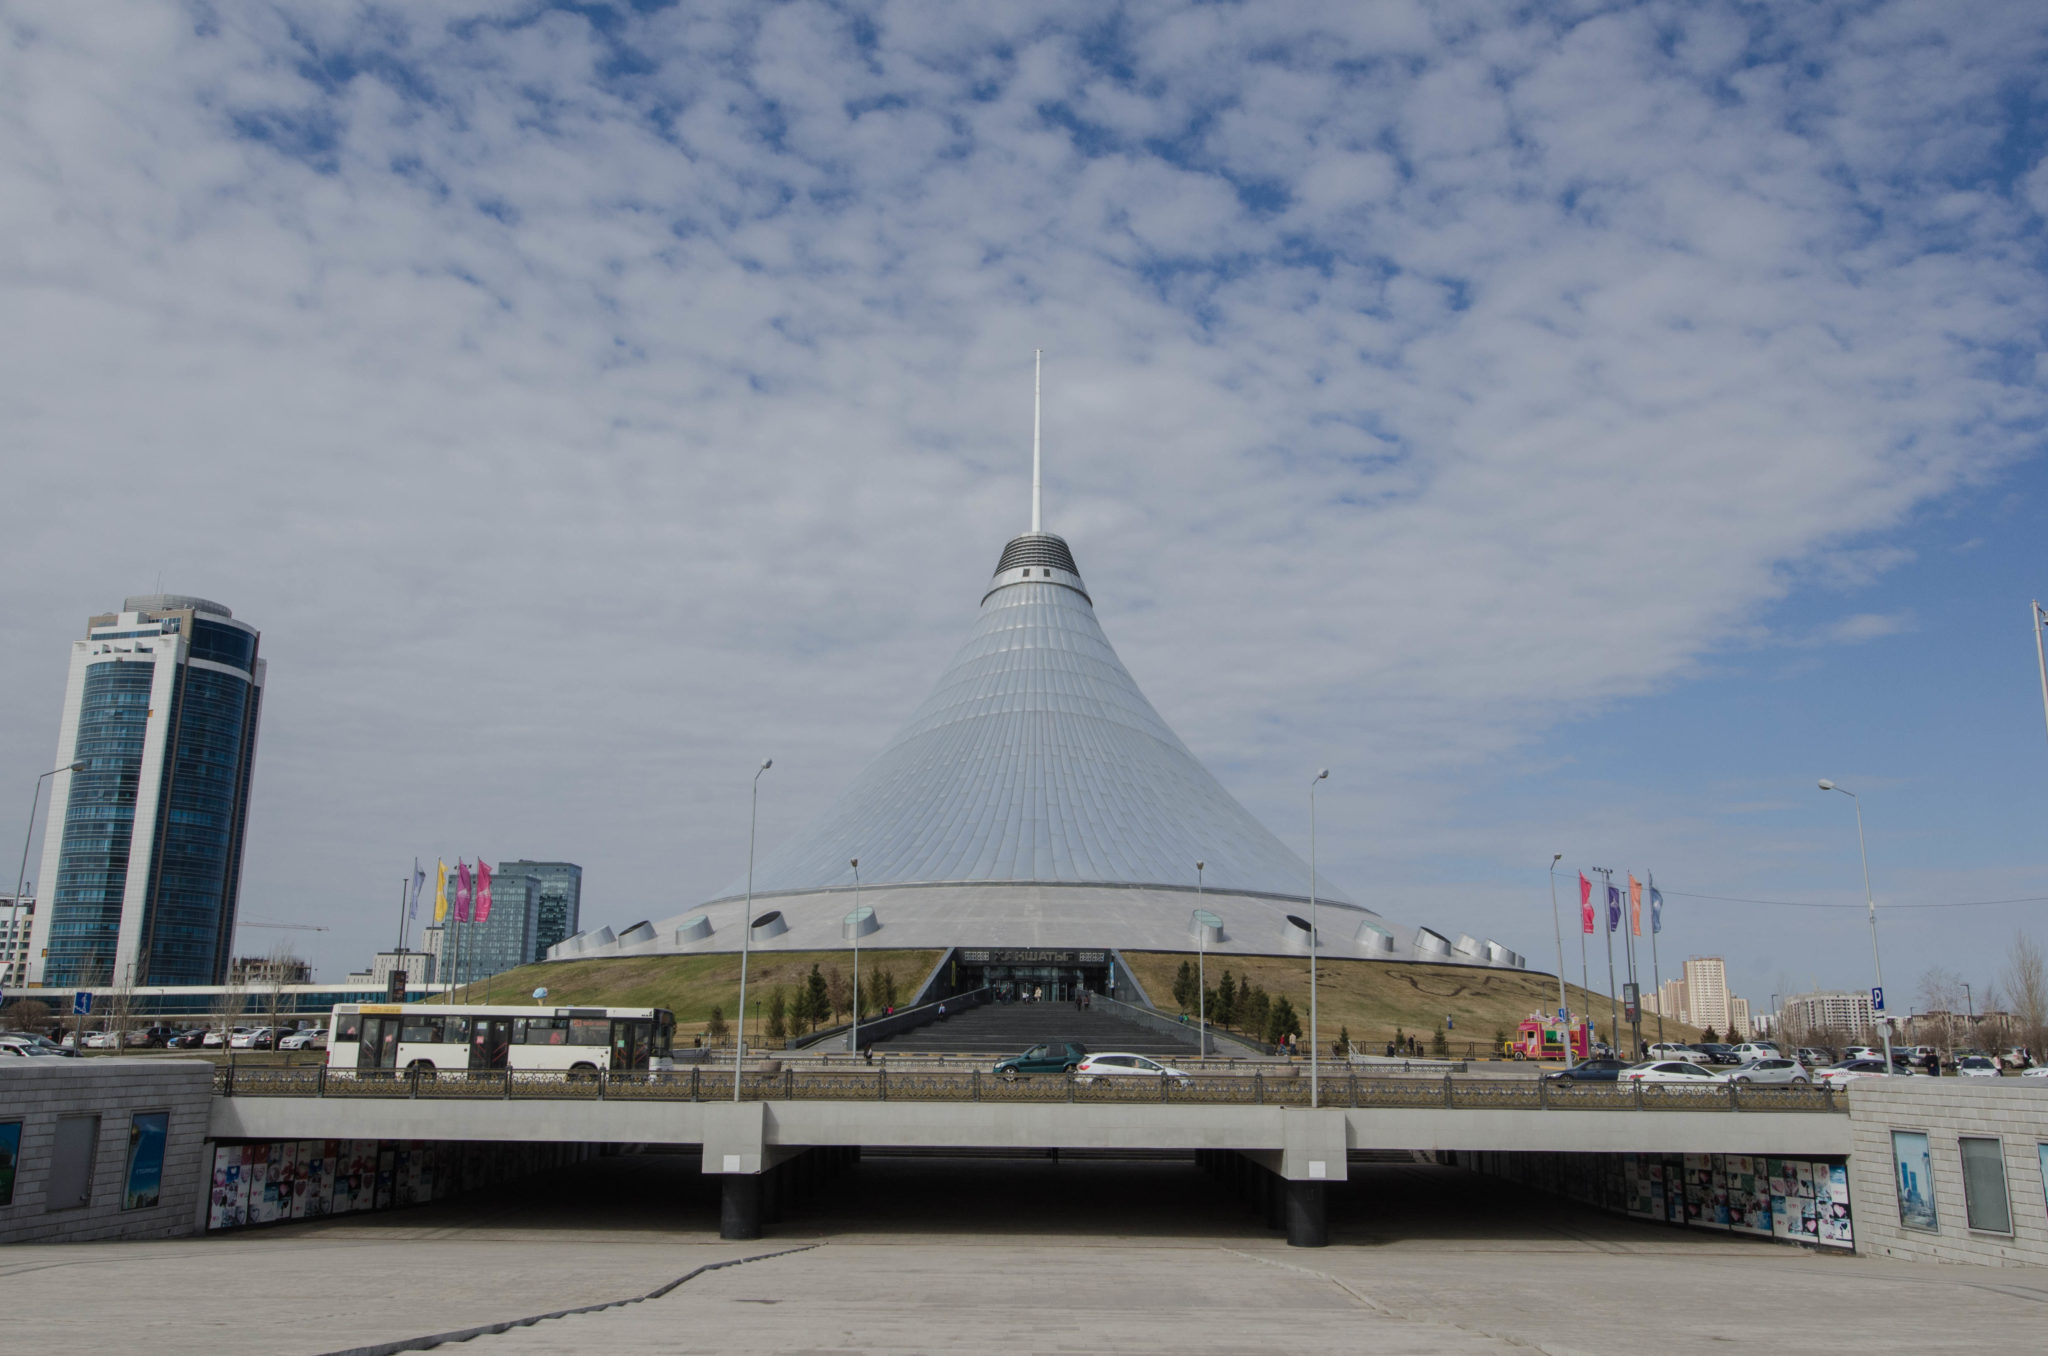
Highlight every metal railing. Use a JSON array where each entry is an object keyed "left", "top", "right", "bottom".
[{"left": 211, "top": 1064, "right": 1844, "bottom": 1113}]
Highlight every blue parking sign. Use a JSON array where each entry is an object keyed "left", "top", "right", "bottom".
[
  {"left": 73, "top": 990, "right": 93, "bottom": 1016},
  {"left": 1870, "top": 986, "right": 1884, "bottom": 1013}
]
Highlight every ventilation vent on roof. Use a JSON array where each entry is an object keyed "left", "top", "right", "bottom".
[{"left": 994, "top": 533, "right": 1079, "bottom": 576}]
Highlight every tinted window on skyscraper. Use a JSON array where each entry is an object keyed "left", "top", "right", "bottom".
[{"left": 189, "top": 620, "right": 256, "bottom": 671}]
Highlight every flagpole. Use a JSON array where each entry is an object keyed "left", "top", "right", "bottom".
[
  {"left": 396, "top": 878, "right": 407, "bottom": 955},
  {"left": 1597, "top": 867, "right": 1618, "bottom": 1054},
  {"left": 1650, "top": 875, "right": 1665, "bottom": 1047},
  {"left": 1578, "top": 882, "right": 1591, "bottom": 1052},
  {"left": 1624, "top": 875, "right": 1642, "bottom": 1060}
]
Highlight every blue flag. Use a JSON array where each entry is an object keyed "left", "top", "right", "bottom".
[
  {"left": 1606, "top": 883, "right": 1622, "bottom": 932},
  {"left": 1649, "top": 876, "right": 1663, "bottom": 934}
]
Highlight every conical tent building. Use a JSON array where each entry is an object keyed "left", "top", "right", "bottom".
[{"left": 557, "top": 527, "right": 1526, "bottom": 989}]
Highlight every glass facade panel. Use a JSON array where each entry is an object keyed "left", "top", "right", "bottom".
[
  {"left": 45, "top": 661, "right": 155, "bottom": 987},
  {"left": 1959, "top": 1137, "right": 2011, "bottom": 1234},
  {"left": 140, "top": 664, "right": 256, "bottom": 984}
]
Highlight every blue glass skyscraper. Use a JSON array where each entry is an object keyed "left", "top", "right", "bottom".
[{"left": 27, "top": 595, "right": 265, "bottom": 988}]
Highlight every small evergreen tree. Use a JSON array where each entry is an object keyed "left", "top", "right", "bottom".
[
  {"left": 767, "top": 988, "right": 788, "bottom": 1041},
  {"left": 706, "top": 1006, "right": 728, "bottom": 1044},
  {"left": 882, "top": 968, "right": 900, "bottom": 1010},
  {"left": 1173, "top": 960, "right": 1196, "bottom": 1013},
  {"left": 1244, "top": 985, "right": 1271, "bottom": 1042},
  {"left": 826, "top": 966, "right": 851, "bottom": 1022},
  {"left": 1335, "top": 1025, "right": 1351, "bottom": 1058},
  {"left": 1702, "top": 1026, "right": 1720, "bottom": 1044},
  {"left": 805, "top": 964, "right": 831, "bottom": 1033},
  {"left": 1216, "top": 971, "right": 1238, "bottom": 1028},
  {"left": 1431, "top": 1023, "right": 1450, "bottom": 1057},
  {"left": 1266, "top": 995, "right": 1301, "bottom": 1046}
]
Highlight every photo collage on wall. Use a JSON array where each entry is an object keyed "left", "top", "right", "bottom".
[
  {"left": 206, "top": 1138, "right": 579, "bottom": 1231},
  {"left": 1621, "top": 1152, "right": 1850, "bottom": 1250}
]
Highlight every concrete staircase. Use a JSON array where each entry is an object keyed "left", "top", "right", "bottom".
[{"left": 862, "top": 998, "right": 1204, "bottom": 1057}]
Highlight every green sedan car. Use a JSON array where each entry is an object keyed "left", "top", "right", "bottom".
[{"left": 993, "top": 1041, "right": 1088, "bottom": 1076}]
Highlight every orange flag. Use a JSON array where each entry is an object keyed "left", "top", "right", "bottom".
[{"left": 1628, "top": 874, "right": 1643, "bottom": 936}]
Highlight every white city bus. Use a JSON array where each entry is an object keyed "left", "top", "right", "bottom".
[{"left": 327, "top": 1003, "right": 676, "bottom": 1073}]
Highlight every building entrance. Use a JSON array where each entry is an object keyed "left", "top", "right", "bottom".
[{"left": 958, "top": 948, "right": 1113, "bottom": 1004}]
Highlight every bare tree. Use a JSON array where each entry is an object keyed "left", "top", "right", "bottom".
[
  {"left": 826, "top": 965, "right": 851, "bottom": 1023},
  {"left": 2, "top": 997, "right": 50, "bottom": 1032},
  {"left": 260, "top": 943, "right": 298, "bottom": 1061},
  {"left": 2000, "top": 931, "right": 2048, "bottom": 1064},
  {"left": 1916, "top": 966, "right": 1964, "bottom": 1061},
  {"left": 213, "top": 970, "right": 249, "bottom": 1067}
]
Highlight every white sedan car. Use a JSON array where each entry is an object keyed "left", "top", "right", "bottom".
[
  {"left": 2021, "top": 1066, "right": 2048, "bottom": 1080},
  {"left": 1622, "top": 1060, "right": 1728, "bottom": 1084},
  {"left": 1073, "top": 1053, "right": 1192, "bottom": 1083},
  {"left": 277, "top": 1028, "right": 326, "bottom": 1051},
  {"left": 1645, "top": 1043, "right": 1706, "bottom": 1063},
  {"left": 1954, "top": 1057, "right": 2000, "bottom": 1078}
]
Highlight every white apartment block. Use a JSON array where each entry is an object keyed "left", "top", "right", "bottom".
[
  {"left": 1683, "top": 957, "right": 1731, "bottom": 1034},
  {"left": 1, "top": 895, "right": 33, "bottom": 989},
  {"left": 1727, "top": 995, "right": 1751, "bottom": 1040},
  {"left": 1787, "top": 989, "right": 1876, "bottom": 1034}
]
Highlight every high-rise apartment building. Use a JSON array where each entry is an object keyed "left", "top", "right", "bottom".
[
  {"left": 498, "top": 860, "right": 582, "bottom": 958},
  {"left": 1651, "top": 977, "right": 1689, "bottom": 1025},
  {"left": 1, "top": 895, "right": 33, "bottom": 989},
  {"left": 27, "top": 596, "right": 265, "bottom": 988},
  {"left": 1787, "top": 990, "right": 1876, "bottom": 1036},
  {"left": 1727, "top": 995, "right": 1751, "bottom": 1040},
  {"left": 1682, "top": 957, "right": 1731, "bottom": 1035}
]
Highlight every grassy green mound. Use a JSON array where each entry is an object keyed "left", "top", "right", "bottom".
[
  {"left": 450, "top": 949, "right": 943, "bottom": 1039},
  {"left": 1123, "top": 951, "right": 1703, "bottom": 1058}
]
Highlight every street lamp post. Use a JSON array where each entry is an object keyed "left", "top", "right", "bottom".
[
  {"left": 847, "top": 858, "right": 863, "bottom": 1057},
  {"left": 9, "top": 761, "right": 85, "bottom": 990},
  {"left": 1818, "top": 780, "right": 1892, "bottom": 1074},
  {"left": 1548, "top": 854, "right": 1573, "bottom": 1068},
  {"left": 1197, "top": 862, "right": 1205, "bottom": 1053},
  {"left": 734, "top": 758, "right": 773, "bottom": 1101},
  {"left": 1309, "top": 769, "right": 1328, "bottom": 1109}
]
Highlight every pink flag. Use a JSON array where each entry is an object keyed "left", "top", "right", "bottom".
[
  {"left": 1578, "top": 872, "right": 1594, "bottom": 934},
  {"left": 476, "top": 860, "right": 493, "bottom": 924},
  {"left": 1628, "top": 874, "right": 1643, "bottom": 937},
  {"left": 455, "top": 860, "right": 471, "bottom": 922}
]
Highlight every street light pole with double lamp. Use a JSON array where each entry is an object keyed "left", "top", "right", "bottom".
[
  {"left": 1818, "top": 779, "right": 1892, "bottom": 1074},
  {"left": 734, "top": 758, "right": 773, "bottom": 1101},
  {"left": 8, "top": 761, "right": 85, "bottom": 988},
  {"left": 1308, "top": 769, "right": 1328, "bottom": 1109}
]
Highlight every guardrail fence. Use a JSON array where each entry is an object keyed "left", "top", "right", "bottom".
[{"left": 212, "top": 1065, "right": 1844, "bottom": 1113}]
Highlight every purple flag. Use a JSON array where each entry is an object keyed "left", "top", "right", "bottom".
[{"left": 1606, "top": 883, "right": 1622, "bottom": 933}]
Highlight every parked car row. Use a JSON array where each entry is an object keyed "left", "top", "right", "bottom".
[{"left": 8, "top": 1024, "right": 330, "bottom": 1052}]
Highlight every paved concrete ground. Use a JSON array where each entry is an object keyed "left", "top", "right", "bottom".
[{"left": 8, "top": 1153, "right": 2044, "bottom": 1354}]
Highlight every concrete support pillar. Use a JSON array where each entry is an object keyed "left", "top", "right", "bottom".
[
  {"left": 720, "top": 1173, "right": 762, "bottom": 1240},
  {"left": 1284, "top": 1178, "right": 1327, "bottom": 1248}
]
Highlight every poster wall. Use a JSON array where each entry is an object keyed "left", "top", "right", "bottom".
[
  {"left": 1482, "top": 1149, "right": 1852, "bottom": 1252},
  {"left": 1892, "top": 1130, "right": 1939, "bottom": 1232},
  {"left": 206, "top": 1139, "right": 583, "bottom": 1231},
  {"left": 122, "top": 1111, "right": 169, "bottom": 1210}
]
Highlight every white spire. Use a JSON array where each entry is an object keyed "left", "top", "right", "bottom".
[{"left": 1031, "top": 348, "right": 1042, "bottom": 534}]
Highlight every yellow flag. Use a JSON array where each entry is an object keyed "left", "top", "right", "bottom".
[{"left": 434, "top": 859, "right": 449, "bottom": 923}]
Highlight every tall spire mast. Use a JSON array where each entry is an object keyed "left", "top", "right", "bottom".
[{"left": 1031, "top": 348, "right": 1042, "bottom": 534}]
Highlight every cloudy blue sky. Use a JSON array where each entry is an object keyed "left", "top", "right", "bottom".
[{"left": 3, "top": 1, "right": 2045, "bottom": 1015}]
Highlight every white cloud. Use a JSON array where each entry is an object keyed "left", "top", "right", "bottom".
[{"left": 0, "top": 1, "right": 2043, "bottom": 983}]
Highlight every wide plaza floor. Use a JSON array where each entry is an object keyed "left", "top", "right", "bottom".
[{"left": 6, "top": 1153, "right": 2042, "bottom": 1354}]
